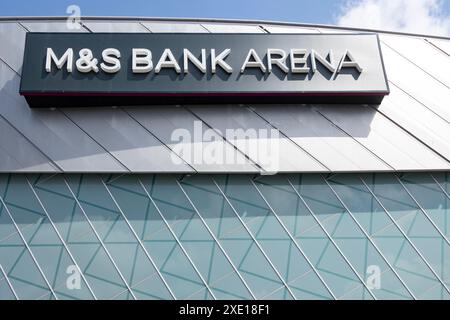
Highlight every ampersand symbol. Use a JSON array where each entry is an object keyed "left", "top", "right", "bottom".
[{"left": 76, "top": 48, "right": 99, "bottom": 73}]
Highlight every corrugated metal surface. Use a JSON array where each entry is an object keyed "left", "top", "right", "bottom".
[
  {"left": 251, "top": 105, "right": 391, "bottom": 171},
  {"left": 381, "top": 42, "right": 450, "bottom": 123},
  {"left": 0, "top": 22, "right": 26, "bottom": 73},
  {"left": 142, "top": 22, "right": 208, "bottom": 33},
  {"left": 201, "top": 23, "right": 265, "bottom": 33},
  {"left": 381, "top": 35, "right": 450, "bottom": 88},
  {"left": 125, "top": 107, "right": 257, "bottom": 172},
  {"left": 428, "top": 38, "right": 450, "bottom": 55},
  {"left": 189, "top": 105, "right": 328, "bottom": 173},
  {"left": 261, "top": 25, "right": 320, "bottom": 33},
  {"left": 20, "top": 21, "right": 88, "bottom": 32},
  {"left": 82, "top": 21, "right": 149, "bottom": 32},
  {"left": 0, "top": 18, "right": 449, "bottom": 173}
]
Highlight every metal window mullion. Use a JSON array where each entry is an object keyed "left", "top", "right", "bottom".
[
  {"left": 430, "top": 174, "right": 450, "bottom": 199},
  {"left": 210, "top": 178, "right": 296, "bottom": 300},
  {"left": 0, "top": 195, "right": 58, "bottom": 300},
  {"left": 359, "top": 176, "right": 450, "bottom": 295},
  {"left": 101, "top": 176, "right": 182, "bottom": 300},
  {"left": 247, "top": 178, "right": 337, "bottom": 300},
  {"left": 135, "top": 177, "right": 217, "bottom": 300},
  {"left": 285, "top": 177, "right": 377, "bottom": 300},
  {"left": 62, "top": 176, "right": 137, "bottom": 300},
  {"left": 420, "top": 274, "right": 450, "bottom": 298},
  {"left": 0, "top": 263, "right": 19, "bottom": 300},
  {"left": 395, "top": 175, "right": 449, "bottom": 245},
  {"left": 102, "top": 177, "right": 178, "bottom": 299},
  {"left": 26, "top": 177, "right": 98, "bottom": 300},
  {"left": 176, "top": 179, "right": 257, "bottom": 300},
  {"left": 430, "top": 173, "right": 449, "bottom": 239},
  {"left": 322, "top": 176, "right": 417, "bottom": 300}
]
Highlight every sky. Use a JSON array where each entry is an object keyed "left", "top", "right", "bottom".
[{"left": 0, "top": 0, "right": 449, "bottom": 36}]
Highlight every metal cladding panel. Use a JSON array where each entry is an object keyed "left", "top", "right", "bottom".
[
  {"left": 376, "top": 84, "right": 450, "bottom": 161},
  {"left": 380, "top": 43, "right": 450, "bottom": 123},
  {"left": 189, "top": 105, "right": 328, "bottom": 173},
  {"left": 0, "top": 61, "right": 126, "bottom": 172},
  {"left": 251, "top": 105, "right": 392, "bottom": 171},
  {"left": 262, "top": 25, "right": 320, "bottom": 33},
  {"left": 317, "top": 28, "right": 354, "bottom": 34},
  {"left": 316, "top": 105, "right": 450, "bottom": 170},
  {"left": 381, "top": 35, "right": 450, "bottom": 88},
  {"left": 20, "top": 21, "right": 88, "bottom": 32},
  {"left": 62, "top": 108, "right": 194, "bottom": 172},
  {"left": 201, "top": 23, "right": 265, "bottom": 33},
  {"left": 83, "top": 21, "right": 149, "bottom": 32},
  {"left": 141, "top": 22, "right": 208, "bottom": 33},
  {"left": 0, "top": 18, "right": 448, "bottom": 172},
  {"left": 0, "top": 22, "right": 26, "bottom": 73},
  {"left": 0, "top": 116, "right": 57, "bottom": 172},
  {"left": 125, "top": 106, "right": 258, "bottom": 172},
  {"left": 428, "top": 38, "right": 450, "bottom": 55}
]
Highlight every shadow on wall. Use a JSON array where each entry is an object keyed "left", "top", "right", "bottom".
[
  {"left": 0, "top": 172, "right": 447, "bottom": 225},
  {"left": 0, "top": 55, "right": 378, "bottom": 172}
]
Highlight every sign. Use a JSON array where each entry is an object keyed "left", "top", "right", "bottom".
[{"left": 20, "top": 33, "right": 389, "bottom": 107}]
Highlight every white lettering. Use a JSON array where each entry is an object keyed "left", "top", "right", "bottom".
[
  {"left": 290, "top": 49, "right": 310, "bottom": 73},
  {"left": 211, "top": 49, "right": 233, "bottom": 74},
  {"left": 337, "top": 50, "right": 363, "bottom": 73},
  {"left": 132, "top": 48, "right": 153, "bottom": 73},
  {"left": 100, "top": 48, "right": 121, "bottom": 73},
  {"left": 76, "top": 48, "right": 99, "bottom": 73},
  {"left": 241, "top": 49, "right": 266, "bottom": 73},
  {"left": 311, "top": 49, "right": 336, "bottom": 74},
  {"left": 267, "top": 48, "right": 288, "bottom": 73},
  {"left": 183, "top": 49, "right": 207, "bottom": 74},
  {"left": 155, "top": 49, "right": 181, "bottom": 73},
  {"left": 43, "top": 47, "right": 363, "bottom": 77},
  {"left": 46, "top": 48, "right": 73, "bottom": 73}
]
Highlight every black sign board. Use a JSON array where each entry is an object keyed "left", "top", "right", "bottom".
[{"left": 20, "top": 33, "right": 389, "bottom": 107}]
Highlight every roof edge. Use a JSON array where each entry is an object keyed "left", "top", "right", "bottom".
[{"left": 0, "top": 15, "right": 449, "bottom": 40}]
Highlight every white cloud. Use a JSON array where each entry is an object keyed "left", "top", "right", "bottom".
[{"left": 336, "top": 0, "right": 450, "bottom": 36}]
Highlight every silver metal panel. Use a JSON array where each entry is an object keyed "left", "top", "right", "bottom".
[
  {"left": 0, "top": 61, "right": 125, "bottom": 172},
  {"left": 317, "top": 28, "right": 355, "bottom": 34},
  {"left": 0, "top": 22, "right": 26, "bottom": 73},
  {"left": 381, "top": 35, "right": 450, "bottom": 88},
  {"left": 0, "top": 17, "right": 447, "bottom": 173},
  {"left": 63, "top": 108, "right": 194, "bottom": 172},
  {"left": 263, "top": 25, "right": 320, "bottom": 33},
  {"left": 125, "top": 106, "right": 257, "bottom": 172},
  {"left": 377, "top": 84, "right": 450, "bottom": 161},
  {"left": 0, "top": 145, "right": 25, "bottom": 172},
  {"left": 141, "top": 22, "right": 208, "bottom": 33},
  {"left": 380, "top": 43, "right": 450, "bottom": 123},
  {"left": 0, "top": 117, "right": 57, "bottom": 172},
  {"left": 189, "top": 105, "right": 328, "bottom": 173},
  {"left": 20, "top": 21, "right": 87, "bottom": 32},
  {"left": 83, "top": 21, "right": 149, "bottom": 32},
  {"left": 252, "top": 105, "right": 392, "bottom": 171},
  {"left": 428, "top": 39, "right": 450, "bottom": 56},
  {"left": 201, "top": 23, "right": 264, "bottom": 33},
  {"left": 316, "top": 105, "right": 450, "bottom": 170}
]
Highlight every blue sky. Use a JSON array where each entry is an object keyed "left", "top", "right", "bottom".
[
  {"left": 0, "top": 0, "right": 371, "bottom": 24},
  {"left": 1, "top": 0, "right": 449, "bottom": 35}
]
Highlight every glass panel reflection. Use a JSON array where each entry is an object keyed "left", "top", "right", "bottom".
[{"left": 0, "top": 173, "right": 448, "bottom": 300}]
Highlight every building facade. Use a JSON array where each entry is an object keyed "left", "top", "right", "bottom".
[{"left": 0, "top": 17, "right": 449, "bottom": 300}]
